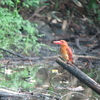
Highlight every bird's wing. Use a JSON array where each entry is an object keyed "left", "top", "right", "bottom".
[{"left": 66, "top": 47, "right": 73, "bottom": 61}]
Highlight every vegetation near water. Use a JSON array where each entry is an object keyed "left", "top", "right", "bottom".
[{"left": 0, "top": 64, "right": 40, "bottom": 91}]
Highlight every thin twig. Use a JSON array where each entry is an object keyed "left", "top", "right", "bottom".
[
  {"left": 0, "top": 48, "right": 24, "bottom": 58},
  {"left": 90, "top": 30, "right": 100, "bottom": 40},
  {"left": 27, "top": 6, "right": 47, "bottom": 20},
  {"left": 73, "top": 55, "right": 100, "bottom": 60}
]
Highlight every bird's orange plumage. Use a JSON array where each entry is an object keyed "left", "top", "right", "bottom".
[{"left": 53, "top": 40, "right": 74, "bottom": 64}]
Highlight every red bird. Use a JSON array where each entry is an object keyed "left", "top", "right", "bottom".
[{"left": 53, "top": 40, "right": 74, "bottom": 64}]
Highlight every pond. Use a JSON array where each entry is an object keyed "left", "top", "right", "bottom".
[{"left": 0, "top": 56, "right": 100, "bottom": 100}]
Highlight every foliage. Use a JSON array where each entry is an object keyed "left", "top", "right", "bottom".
[
  {"left": 0, "top": 0, "right": 43, "bottom": 55},
  {"left": 1, "top": 0, "right": 40, "bottom": 8},
  {"left": 0, "top": 64, "right": 40, "bottom": 91},
  {"left": 87, "top": 0, "right": 100, "bottom": 23},
  {"left": 22, "top": 0, "right": 40, "bottom": 8}
]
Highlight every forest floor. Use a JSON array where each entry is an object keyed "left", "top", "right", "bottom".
[{"left": 0, "top": 1, "right": 100, "bottom": 100}]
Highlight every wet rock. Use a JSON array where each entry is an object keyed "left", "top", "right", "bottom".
[
  {"left": 53, "top": 28, "right": 64, "bottom": 35},
  {"left": 49, "top": 22, "right": 64, "bottom": 36},
  {"left": 34, "top": 20, "right": 54, "bottom": 40}
]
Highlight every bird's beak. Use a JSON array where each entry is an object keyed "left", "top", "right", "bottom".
[{"left": 53, "top": 41, "right": 62, "bottom": 44}]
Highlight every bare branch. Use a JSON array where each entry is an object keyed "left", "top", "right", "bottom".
[{"left": 56, "top": 58, "right": 100, "bottom": 95}]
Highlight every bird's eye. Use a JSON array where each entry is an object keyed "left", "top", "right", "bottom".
[
  {"left": 60, "top": 40, "right": 65, "bottom": 43},
  {"left": 61, "top": 41, "right": 64, "bottom": 43}
]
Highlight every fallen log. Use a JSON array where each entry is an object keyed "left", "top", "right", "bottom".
[
  {"left": 0, "top": 88, "right": 30, "bottom": 99},
  {"left": 0, "top": 88, "right": 62, "bottom": 100},
  {"left": 56, "top": 58, "right": 100, "bottom": 95}
]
